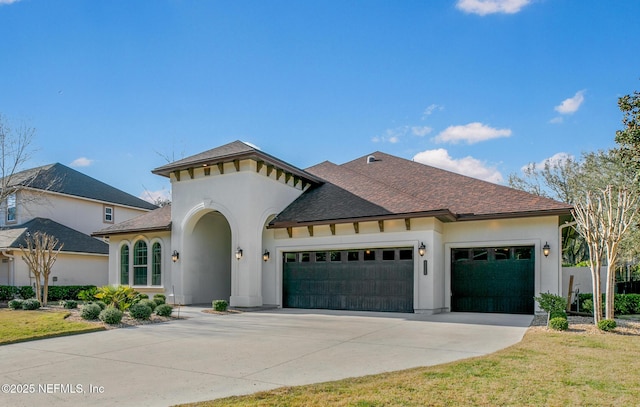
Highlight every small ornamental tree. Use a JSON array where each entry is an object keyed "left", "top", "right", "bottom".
[{"left": 20, "top": 231, "right": 63, "bottom": 307}]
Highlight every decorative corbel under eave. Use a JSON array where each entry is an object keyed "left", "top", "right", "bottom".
[
  {"left": 378, "top": 220, "right": 384, "bottom": 232},
  {"left": 287, "top": 227, "right": 293, "bottom": 238},
  {"left": 405, "top": 218, "right": 411, "bottom": 231},
  {"left": 233, "top": 159, "right": 240, "bottom": 172},
  {"left": 187, "top": 168, "right": 194, "bottom": 179},
  {"left": 307, "top": 225, "right": 314, "bottom": 237},
  {"left": 217, "top": 162, "right": 224, "bottom": 175},
  {"left": 173, "top": 170, "right": 181, "bottom": 181},
  {"left": 330, "top": 224, "right": 336, "bottom": 235},
  {"left": 353, "top": 222, "right": 359, "bottom": 234}
]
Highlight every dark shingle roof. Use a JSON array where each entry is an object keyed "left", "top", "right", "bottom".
[
  {"left": 1, "top": 218, "right": 108, "bottom": 255},
  {"left": 93, "top": 205, "right": 171, "bottom": 237},
  {"left": 5, "top": 163, "right": 157, "bottom": 210},
  {"left": 151, "top": 140, "right": 323, "bottom": 185},
  {"left": 270, "top": 152, "right": 572, "bottom": 227}
]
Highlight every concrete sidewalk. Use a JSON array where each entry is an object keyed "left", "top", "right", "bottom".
[{"left": 0, "top": 307, "right": 532, "bottom": 407}]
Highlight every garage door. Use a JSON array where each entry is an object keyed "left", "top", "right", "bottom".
[
  {"left": 451, "top": 246, "right": 535, "bottom": 314},
  {"left": 283, "top": 248, "right": 414, "bottom": 313}
]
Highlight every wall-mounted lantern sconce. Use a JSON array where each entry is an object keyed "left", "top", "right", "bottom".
[
  {"left": 263, "top": 250, "right": 270, "bottom": 262},
  {"left": 543, "top": 242, "right": 550, "bottom": 257},
  {"left": 172, "top": 250, "right": 180, "bottom": 262},
  {"left": 235, "top": 247, "right": 243, "bottom": 260},
  {"left": 418, "top": 242, "right": 426, "bottom": 257}
]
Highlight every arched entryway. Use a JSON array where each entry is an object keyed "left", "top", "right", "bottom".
[{"left": 182, "top": 210, "right": 232, "bottom": 304}]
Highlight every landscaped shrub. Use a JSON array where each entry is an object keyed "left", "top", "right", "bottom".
[
  {"left": 99, "top": 307, "right": 123, "bottom": 325},
  {"left": 94, "top": 285, "right": 140, "bottom": 311},
  {"left": 213, "top": 300, "right": 228, "bottom": 312},
  {"left": 153, "top": 294, "right": 166, "bottom": 306},
  {"left": 549, "top": 317, "right": 569, "bottom": 331},
  {"left": 155, "top": 304, "right": 172, "bottom": 317},
  {"left": 550, "top": 310, "right": 567, "bottom": 320},
  {"left": 139, "top": 293, "right": 149, "bottom": 300},
  {"left": 138, "top": 299, "right": 157, "bottom": 311},
  {"left": 598, "top": 319, "right": 617, "bottom": 332},
  {"left": 0, "top": 286, "right": 17, "bottom": 301},
  {"left": 22, "top": 299, "right": 41, "bottom": 310},
  {"left": 8, "top": 299, "right": 23, "bottom": 310},
  {"left": 81, "top": 303, "right": 102, "bottom": 320},
  {"left": 582, "top": 299, "right": 594, "bottom": 314},
  {"left": 614, "top": 294, "right": 640, "bottom": 315},
  {"left": 129, "top": 303, "right": 153, "bottom": 320},
  {"left": 78, "top": 287, "right": 98, "bottom": 302},
  {"left": 87, "top": 300, "right": 107, "bottom": 310},
  {"left": 18, "top": 286, "right": 35, "bottom": 299},
  {"left": 47, "top": 285, "right": 96, "bottom": 301},
  {"left": 534, "top": 292, "right": 567, "bottom": 314},
  {"left": 61, "top": 300, "right": 78, "bottom": 309}
]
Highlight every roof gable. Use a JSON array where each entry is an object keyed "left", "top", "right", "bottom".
[
  {"left": 93, "top": 204, "right": 171, "bottom": 237},
  {"left": 5, "top": 163, "right": 157, "bottom": 210},
  {"left": 2, "top": 217, "right": 108, "bottom": 255}
]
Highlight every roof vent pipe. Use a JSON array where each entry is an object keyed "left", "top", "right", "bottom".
[{"left": 367, "top": 155, "right": 376, "bottom": 164}]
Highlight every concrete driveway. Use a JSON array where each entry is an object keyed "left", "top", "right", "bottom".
[{"left": 0, "top": 307, "right": 532, "bottom": 407}]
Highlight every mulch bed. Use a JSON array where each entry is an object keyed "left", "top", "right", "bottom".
[{"left": 530, "top": 314, "right": 640, "bottom": 336}]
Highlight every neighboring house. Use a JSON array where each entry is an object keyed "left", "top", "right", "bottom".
[
  {"left": 0, "top": 163, "right": 157, "bottom": 287},
  {"left": 95, "top": 141, "right": 572, "bottom": 314}
]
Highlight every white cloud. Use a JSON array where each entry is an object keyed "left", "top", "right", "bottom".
[
  {"left": 372, "top": 126, "right": 408, "bottom": 143},
  {"left": 434, "top": 122, "right": 512, "bottom": 144},
  {"left": 140, "top": 188, "right": 171, "bottom": 204},
  {"left": 523, "top": 152, "right": 574, "bottom": 172},
  {"left": 413, "top": 148, "right": 503, "bottom": 183},
  {"left": 456, "top": 0, "right": 531, "bottom": 15},
  {"left": 421, "top": 104, "right": 443, "bottom": 119},
  {"left": 554, "top": 90, "right": 586, "bottom": 114},
  {"left": 549, "top": 116, "right": 564, "bottom": 124},
  {"left": 411, "top": 126, "right": 432, "bottom": 137},
  {"left": 70, "top": 157, "right": 94, "bottom": 167},
  {"left": 0, "top": 0, "right": 22, "bottom": 5}
]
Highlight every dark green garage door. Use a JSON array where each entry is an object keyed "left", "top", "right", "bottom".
[
  {"left": 451, "top": 246, "right": 535, "bottom": 314},
  {"left": 283, "top": 248, "right": 414, "bottom": 313}
]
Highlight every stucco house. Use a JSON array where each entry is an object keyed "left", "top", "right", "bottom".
[
  {"left": 94, "top": 141, "right": 572, "bottom": 314},
  {"left": 0, "top": 163, "right": 157, "bottom": 287}
]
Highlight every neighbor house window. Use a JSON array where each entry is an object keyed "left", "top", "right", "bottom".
[
  {"left": 120, "top": 245, "right": 130, "bottom": 285},
  {"left": 152, "top": 242, "right": 162, "bottom": 286},
  {"left": 133, "top": 241, "right": 148, "bottom": 285},
  {"left": 104, "top": 205, "right": 114, "bottom": 223},
  {"left": 6, "top": 193, "right": 16, "bottom": 223}
]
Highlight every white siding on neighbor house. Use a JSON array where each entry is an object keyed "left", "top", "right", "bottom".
[
  {"left": 8, "top": 252, "right": 108, "bottom": 287},
  {"left": 6, "top": 190, "right": 150, "bottom": 235}
]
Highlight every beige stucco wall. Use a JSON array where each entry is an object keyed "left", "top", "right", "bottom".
[
  {"left": 562, "top": 266, "right": 607, "bottom": 297},
  {"left": 4, "top": 251, "right": 107, "bottom": 288},
  {"left": 170, "top": 161, "right": 305, "bottom": 306},
  {"left": 3, "top": 190, "right": 150, "bottom": 236}
]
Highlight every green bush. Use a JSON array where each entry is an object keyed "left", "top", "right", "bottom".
[
  {"left": 81, "top": 303, "right": 102, "bottom": 320},
  {"left": 99, "top": 307, "right": 123, "bottom": 325},
  {"left": 95, "top": 285, "right": 140, "bottom": 311},
  {"left": 534, "top": 292, "right": 567, "bottom": 314},
  {"left": 598, "top": 319, "right": 617, "bottom": 332},
  {"left": 549, "top": 317, "right": 569, "bottom": 331},
  {"left": 129, "top": 303, "right": 153, "bottom": 320},
  {"left": 0, "top": 286, "right": 17, "bottom": 301},
  {"left": 550, "top": 310, "right": 567, "bottom": 320},
  {"left": 47, "top": 285, "right": 96, "bottom": 301},
  {"left": 61, "top": 300, "right": 78, "bottom": 309},
  {"left": 153, "top": 294, "right": 166, "bottom": 302},
  {"left": 155, "top": 304, "right": 173, "bottom": 317},
  {"left": 213, "top": 300, "right": 228, "bottom": 312},
  {"left": 8, "top": 299, "right": 23, "bottom": 310},
  {"left": 87, "top": 300, "right": 107, "bottom": 310},
  {"left": 77, "top": 287, "right": 98, "bottom": 302},
  {"left": 18, "top": 286, "right": 35, "bottom": 299},
  {"left": 22, "top": 298, "right": 41, "bottom": 310},
  {"left": 138, "top": 299, "right": 157, "bottom": 312},
  {"left": 153, "top": 297, "right": 166, "bottom": 306},
  {"left": 139, "top": 293, "right": 149, "bottom": 300}
]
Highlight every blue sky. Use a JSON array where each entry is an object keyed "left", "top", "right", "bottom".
[{"left": 1, "top": 0, "right": 638, "bottom": 203}]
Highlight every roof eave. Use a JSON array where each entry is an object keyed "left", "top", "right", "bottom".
[
  {"left": 92, "top": 224, "right": 172, "bottom": 238},
  {"left": 455, "top": 207, "right": 574, "bottom": 222}
]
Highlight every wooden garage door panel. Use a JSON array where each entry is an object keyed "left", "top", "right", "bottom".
[
  {"left": 452, "top": 247, "right": 535, "bottom": 314},
  {"left": 283, "top": 249, "right": 413, "bottom": 313}
]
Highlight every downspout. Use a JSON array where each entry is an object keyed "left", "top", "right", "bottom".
[
  {"left": 2, "top": 250, "right": 15, "bottom": 286},
  {"left": 558, "top": 221, "right": 577, "bottom": 299}
]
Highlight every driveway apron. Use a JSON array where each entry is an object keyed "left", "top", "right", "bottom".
[{"left": 0, "top": 307, "right": 532, "bottom": 407}]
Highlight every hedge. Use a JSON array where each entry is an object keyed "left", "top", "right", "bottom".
[
  {"left": 576, "top": 293, "right": 640, "bottom": 315},
  {"left": 0, "top": 285, "right": 96, "bottom": 301}
]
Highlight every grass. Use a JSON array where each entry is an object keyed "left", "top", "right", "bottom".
[
  {"left": 177, "top": 328, "right": 640, "bottom": 407},
  {"left": 0, "top": 308, "right": 104, "bottom": 345}
]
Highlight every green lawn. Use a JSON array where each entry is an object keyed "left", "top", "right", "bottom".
[
  {"left": 0, "top": 309, "right": 104, "bottom": 345},
  {"left": 178, "top": 328, "right": 640, "bottom": 407}
]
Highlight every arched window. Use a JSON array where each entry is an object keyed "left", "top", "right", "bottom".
[
  {"left": 133, "top": 241, "right": 148, "bottom": 285},
  {"left": 152, "top": 242, "right": 161, "bottom": 286},
  {"left": 120, "top": 245, "right": 129, "bottom": 285}
]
